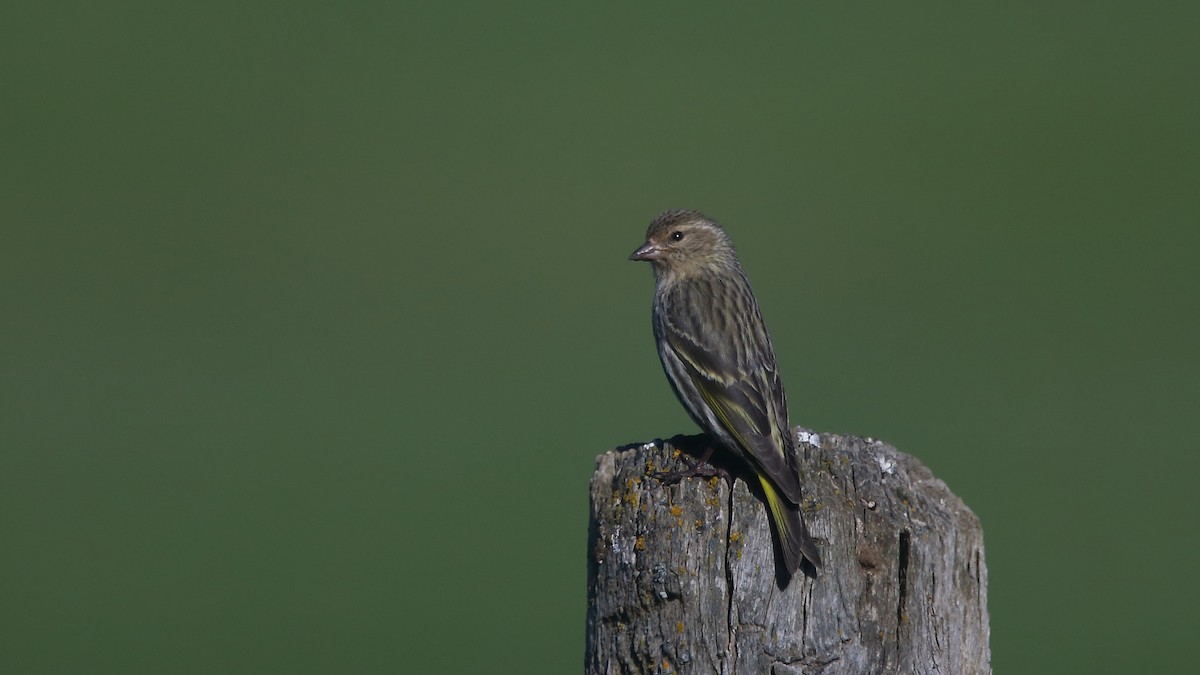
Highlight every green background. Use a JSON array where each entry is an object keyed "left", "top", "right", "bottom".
[{"left": 4, "top": 2, "right": 1197, "bottom": 673}]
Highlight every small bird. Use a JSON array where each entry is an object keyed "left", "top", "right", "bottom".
[{"left": 630, "top": 209, "right": 821, "bottom": 581}]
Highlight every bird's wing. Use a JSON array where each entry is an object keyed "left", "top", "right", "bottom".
[{"left": 661, "top": 306, "right": 804, "bottom": 504}]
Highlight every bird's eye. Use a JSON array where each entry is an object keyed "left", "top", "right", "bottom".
[{"left": 670, "top": 231, "right": 684, "bottom": 242}]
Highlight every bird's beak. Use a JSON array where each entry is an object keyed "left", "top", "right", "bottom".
[{"left": 629, "top": 241, "right": 661, "bottom": 261}]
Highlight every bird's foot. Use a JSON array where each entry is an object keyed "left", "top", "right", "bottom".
[{"left": 653, "top": 442, "right": 731, "bottom": 485}]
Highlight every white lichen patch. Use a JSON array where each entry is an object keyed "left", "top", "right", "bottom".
[
  {"left": 877, "top": 455, "right": 896, "bottom": 475},
  {"left": 610, "top": 525, "right": 638, "bottom": 566},
  {"left": 796, "top": 429, "right": 821, "bottom": 447}
]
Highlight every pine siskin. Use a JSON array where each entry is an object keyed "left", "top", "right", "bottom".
[{"left": 630, "top": 209, "right": 821, "bottom": 581}]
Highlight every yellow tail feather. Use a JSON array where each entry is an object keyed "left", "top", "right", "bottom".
[{"left": 759, "top": 474, "right": 822, "bottom": 578}]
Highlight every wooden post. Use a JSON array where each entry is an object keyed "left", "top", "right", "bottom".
[{"left": 585, "top": 431, "right": 990, "bottom": 674}]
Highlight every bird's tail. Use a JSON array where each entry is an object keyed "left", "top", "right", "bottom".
[{"left": 760, "top": 475, "right": 822, "bottom": 579}]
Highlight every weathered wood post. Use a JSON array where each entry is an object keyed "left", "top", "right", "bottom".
[{"left": 585, "top": 431, "right": 990, "bottom": 674}]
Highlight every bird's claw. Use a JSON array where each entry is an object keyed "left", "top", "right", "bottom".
[{"left": 652, "top": 444, "right": 731, "bottom": 484}]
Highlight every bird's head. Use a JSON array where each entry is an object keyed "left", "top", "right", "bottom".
[{"left": 629, "top": 209, "right": 737, "bottom": 278}]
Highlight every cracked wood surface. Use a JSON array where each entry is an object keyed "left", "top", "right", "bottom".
[{"left": 585, "top": 431, "right": 990, "bottom": 675}]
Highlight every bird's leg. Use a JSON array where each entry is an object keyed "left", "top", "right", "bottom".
[{"left": 653, "top": 437, "right": 731, "bottom": 484}]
